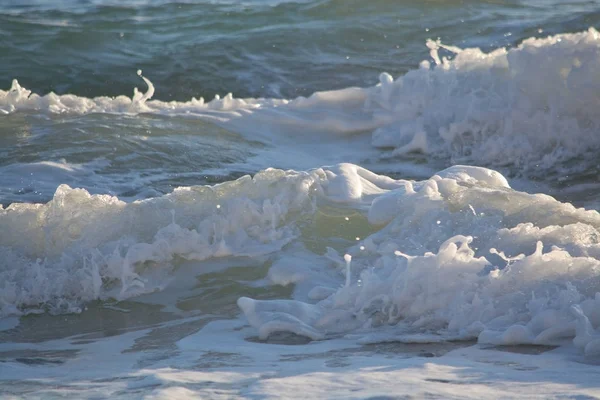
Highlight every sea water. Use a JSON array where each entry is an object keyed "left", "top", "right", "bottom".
[{"left": 2, "top": 0, "right": 600, "bottom": 398}]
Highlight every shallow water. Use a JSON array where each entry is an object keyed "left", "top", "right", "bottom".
[{"left": 2, "top": 0, "right": 600, "bottom": 398}]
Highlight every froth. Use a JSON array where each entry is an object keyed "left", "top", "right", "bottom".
[
  {"left": 237, "top": 165, "right": 600, "bottom": 355},
  {"left": 367, "top": 28, "right": 600, "bottom": 177},
  {"left": 3, "top": 29, "right": 600, "bottom": 175},
  {"left": 0, "top": 163, "right": 407, "bottom": 317},
  {"left": 3, "top": 162, "right": 600, "bottom": 354},
  {"left": 0, "top": 169, "right": 322, "bottom": 317}
]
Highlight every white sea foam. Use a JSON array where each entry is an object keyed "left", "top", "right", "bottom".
[
  {"left": 4, "top": 28, "right": 600, "bottom": 356},
  {"left": 366, "top": 28, "right": 600, "bottom": 175},
  {"left": 3, "top": 29, "right": 600, "bottom": 175},
  {"left": 2, "top": 314, "right": 599, "bottom": 399},
  {"left": 236, "top": 165, "right": 600, "bottom": 355},
  {"left": 3, "top": 162, "right": 600, "bottom": 354},
  {"left": 0, "top": 168, "right": 322, "bottom": 316},
  {"left": 0, "top": 163, "right": 409, "bottom": 317},
  {"left": 3, "top": 166, "right": 600, "bottom": 397}
]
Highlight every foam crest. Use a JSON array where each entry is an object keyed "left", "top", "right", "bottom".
[
  {"left": 367, "top": 28, "right": 600, "bottom": 175},
  {"left": 0, "top": 75, "right": 272, "bottom": 116},
  {"left": 238, "top": 165, "right": 600, "bottom": 354},
  {"left": 0, "top": 163, "right": 411, "bottom": 317},
  {"left": 3, "top": 161, "right": 600, "bottom": 355},
  {"left": 3, "top": 29, "right": 600, "bottom": 175},
  {"left": 0, "top": 168, "right": 323, "bottom": 317}
]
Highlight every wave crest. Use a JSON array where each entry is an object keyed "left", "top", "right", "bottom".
[{"left": 2, "top": 29, "right": 600, "bottom": 177}]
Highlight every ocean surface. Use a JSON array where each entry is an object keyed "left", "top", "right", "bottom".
[{"left": 2, "top": 0, "right": 600, "bottom": 398}]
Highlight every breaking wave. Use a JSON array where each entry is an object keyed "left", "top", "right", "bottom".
[
  {"left": 2, "top": 29, "right": 600, "bottom": 176},
  {"left": 2, "top": 163, "right": 600, "bottom": 355}
]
